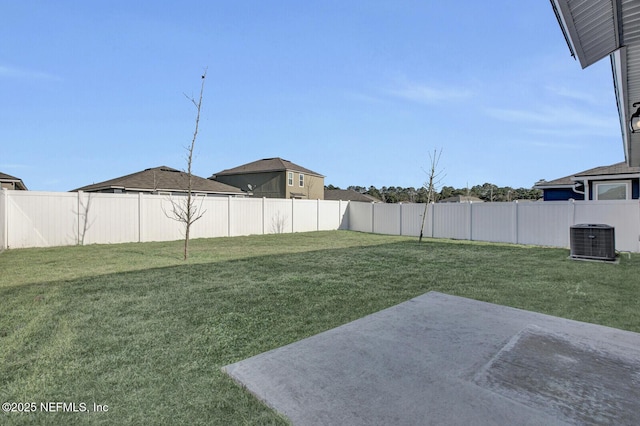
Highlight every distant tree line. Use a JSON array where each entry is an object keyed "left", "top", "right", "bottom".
[{"left": 325, "top": 183, "right": 542, "bottom": 203}]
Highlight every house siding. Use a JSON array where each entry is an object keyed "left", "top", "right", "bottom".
[
  {"left": 215, "top": 172, "right": 284, "bottom": 198},
  {"left": 543, "top": 179, "right": 639, "bottom": 201},
  {"left": 217, "top": 171, "right": 324, "bottom": 199},
  {"left": 543, "top": 188, "right": 585, "bottom": 201},
  {"left": 287, "top": 173, "right": 324, "bottom": 199}
]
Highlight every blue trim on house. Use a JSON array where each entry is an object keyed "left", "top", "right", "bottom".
[
  {"left": 543, "top": 179, "right": 639, "bottom": 200},
  {"left": 542, "top": 188, "right": 584, "bottom": 201}
]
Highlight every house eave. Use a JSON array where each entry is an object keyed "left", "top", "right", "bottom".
[
  {"left": 571, "top": 173, "right": 640, "bottom": 181},
  {"left": 214, "top": 169, "right": 324, "bottom": 178},
  {"left": 534, "top": 184, "right": 576, "bottom": 190},
  {"left": 550, "top": 0, "right": 640, "bottom": 167},
  {"left": 74, "top": 185, "right": 242, "bottom": 195},
  {"left": 1, "top": 180, "right": 28, "bottom": 190}
]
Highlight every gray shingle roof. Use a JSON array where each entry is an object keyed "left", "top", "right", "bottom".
[
  {"left": 534, "top": 162, "right": 640, "bottom": 188},
  {"left": 573, "top": 162, "right": 640, "bottom": 177},
  {"left": 72, "top": 166, "right": 244, "bottom": 194},
  {"left": 324, "top": 189, "right": 380, "bottom": 202},
  {"left": 212, "top": 158, "right": 324, "bottom": 178},
  {"left": 0, "top": 172, "right": 28, "bottom": 190},
  {"left": 438, "top": 195, "right": 484, "bottom": 203},
  {"left": 534, "top": 174, "right": 575, "bottom": 188}
]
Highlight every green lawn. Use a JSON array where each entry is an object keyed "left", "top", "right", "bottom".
[{"left": 1, "top": 231, "right": 639, "bottom": 425}]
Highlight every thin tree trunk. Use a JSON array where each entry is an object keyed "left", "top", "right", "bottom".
[{"left": 181, "top": 70, "right": 206, "bottom": 260}]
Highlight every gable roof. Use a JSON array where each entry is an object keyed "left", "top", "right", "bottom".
[
  {"left": 72, "top": 166, "right": 244, "bottom": 194},
  {"left": 0, "top": 172, "right": 28, "bottom": 190},
  {"left": 212, "top": 157, "right": 324, "bottom": 178},
  {"left": 324, "top": 189, "right": 381, "bottom": 202},
  {"left": 534, "top": 162, "right": 640, "bottom": 189}
]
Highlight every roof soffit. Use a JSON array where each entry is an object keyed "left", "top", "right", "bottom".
[
  {"left": 552, "top": 0, "right": 640, "bottom": 166},
  {"left": 553, "top": 0, "right": 621, "bottom": 69}
]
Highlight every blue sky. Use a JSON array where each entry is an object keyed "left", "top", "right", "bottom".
[{"left": 1, "top": 0, "right": 622, "bottom": 192}]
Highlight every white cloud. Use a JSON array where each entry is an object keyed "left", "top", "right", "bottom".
[
  {"left": 527, "top": 140, "right": 582, "bottom": 149},
  {"left": 387, "top": 81, "right": 473, "bottom": 104},
  {"left": 343, "top": 91, "right": 385, "bottom": 104},
  {"left": 544, "top": 85, "right": 602, "bottom": 105},
  {"left": 0, "top": 163, "right": 30, "bottom": 170},
  {"left": 484, "top": 105, "right": 618, "bottom": 136},
  {"left": 0, "top": 65, "right": 61, "bottom": 81}
]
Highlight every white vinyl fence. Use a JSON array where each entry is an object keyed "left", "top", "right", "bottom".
[
  {"left": 2, "top": 189, "right": 639, "bottom": 253},
  {"left": 0, "top": 190, "right": 349, "bottom": 249},
  {"left": 348, "top": 200, "right": 640, "bottom": 253}
]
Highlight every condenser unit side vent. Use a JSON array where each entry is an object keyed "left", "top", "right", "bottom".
[{"left": 570, "top": 224, "right": 616, "bottom": 261}]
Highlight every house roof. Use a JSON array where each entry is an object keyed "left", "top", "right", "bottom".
[
  {"left": 0, "top": 172, "right": 28, "bottom": 190},
  {"left": 573, "top": 161, "right": 640, "bottom": 178},
  {"left": 534, "top": 161, "right": 640, "bottom": 189},
  {"left": 534, "top": 174, "right": 574, "bottom": 189},
  {"left": 212, "top": 158, "right": 324, "bottom": 178},
  {"left": 72, "top": 166, "right": 244, "bottom": 194},
  {"left": 550, "top": 0, "right": 640, "bottom": 166},
  {"left": 324, "top": 189, "right": 381, "bottom": 202},
  {"left": 438, "top": 195, "right": 484, "bottom": 203}
]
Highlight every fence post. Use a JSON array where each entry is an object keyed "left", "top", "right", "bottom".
[
  {"left": 291, "top": 198, "right": 295, "bottom": 233},
  {"left": 227, "top": 196, "right": 232, "bottom": 237},
  {"left": 1, "top": 188, "right": 7, "bottom": 250},
  {"left": 76, "top": 191, "right": 82, "bottom": 245},
  {"left": 430, "top": 202, "right": 435, "bottom": 238},
  {"left": 138, "top": 192, "right": 143, "bottom": 243},
  {"left": 399, "top": 203, "right": 403, "bottom": 236},
  {"left": 567, "top": 199, "right": 575, "bottom": 246},
  {"left": 513, "top": 200, "right": 519, "bottom": 245},
  {"left": 317, "top": 199, "right": 320, "bottom": 231},
  {"left": 371, "top": 202, "right": 375, "bottom": 233},
  {"left": 568, "top": 199, "right": 576, "bottom": 226},
  {"left": 468, "top": 202, "right": 473, "bottom": 241},
  {"left": 262, "top": 197, "right": 266, "bottom": 235}
]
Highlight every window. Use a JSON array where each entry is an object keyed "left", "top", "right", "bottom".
[
  {"left": 288, "top": 172, "right": 293, "bottom": 186},
  {"left": 594, "top": 181, "right": 630, "bottom": 200},
  {"left": 299, "top": 173, "right": 304, "bottom": 187}
]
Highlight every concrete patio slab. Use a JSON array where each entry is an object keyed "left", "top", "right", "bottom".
[{"left": 222, "top": 292, "right": 640, "bottom": 425}]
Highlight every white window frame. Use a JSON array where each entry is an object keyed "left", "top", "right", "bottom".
[
  {"left": 299, "top": 173, "right": 304, "bottom": 187},
  {"left": 593, "top": 180, "right": 631, "bottom": 200},
  {"left": 287, "top": 172, "right": 293, "bottom": 186}
]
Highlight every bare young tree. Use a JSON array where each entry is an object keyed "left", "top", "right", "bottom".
[
  {"left": 419, "top": 148, "right": 444, "bottom": 244},
  {"left": 305, "top": 174, "right": 316, "bottom": 199},
  {"left": 166, "top": 70, "right": 208, "bottom": 260},
  {"left": 74, "top": 191, "right": 94, "bottom": 246},
  {"left": 270, "top": 211, "right": 289, "bottom": 234}
]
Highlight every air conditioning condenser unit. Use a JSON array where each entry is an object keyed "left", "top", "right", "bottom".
[{"left": 570, "top": 224, "right": 616, "bottom": 261}]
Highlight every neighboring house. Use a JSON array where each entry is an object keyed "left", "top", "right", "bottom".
[
  {"left": 0, "top": 172, "right": 28, "bottom": 190},
  {"left": 534, "top": 162, "right": 640, "bottom": 201},
  {"left": 72, "top": 166, "right": 245, "bottom": 196},
  {"left": 211, "top": 158, "right": 325, "bottom": 199},
  {"left": 438, "top": 195, "right": 484, "bottom": 203},
  {"left": 324, "top": 189, "right": 381, "bottom": 203}
]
